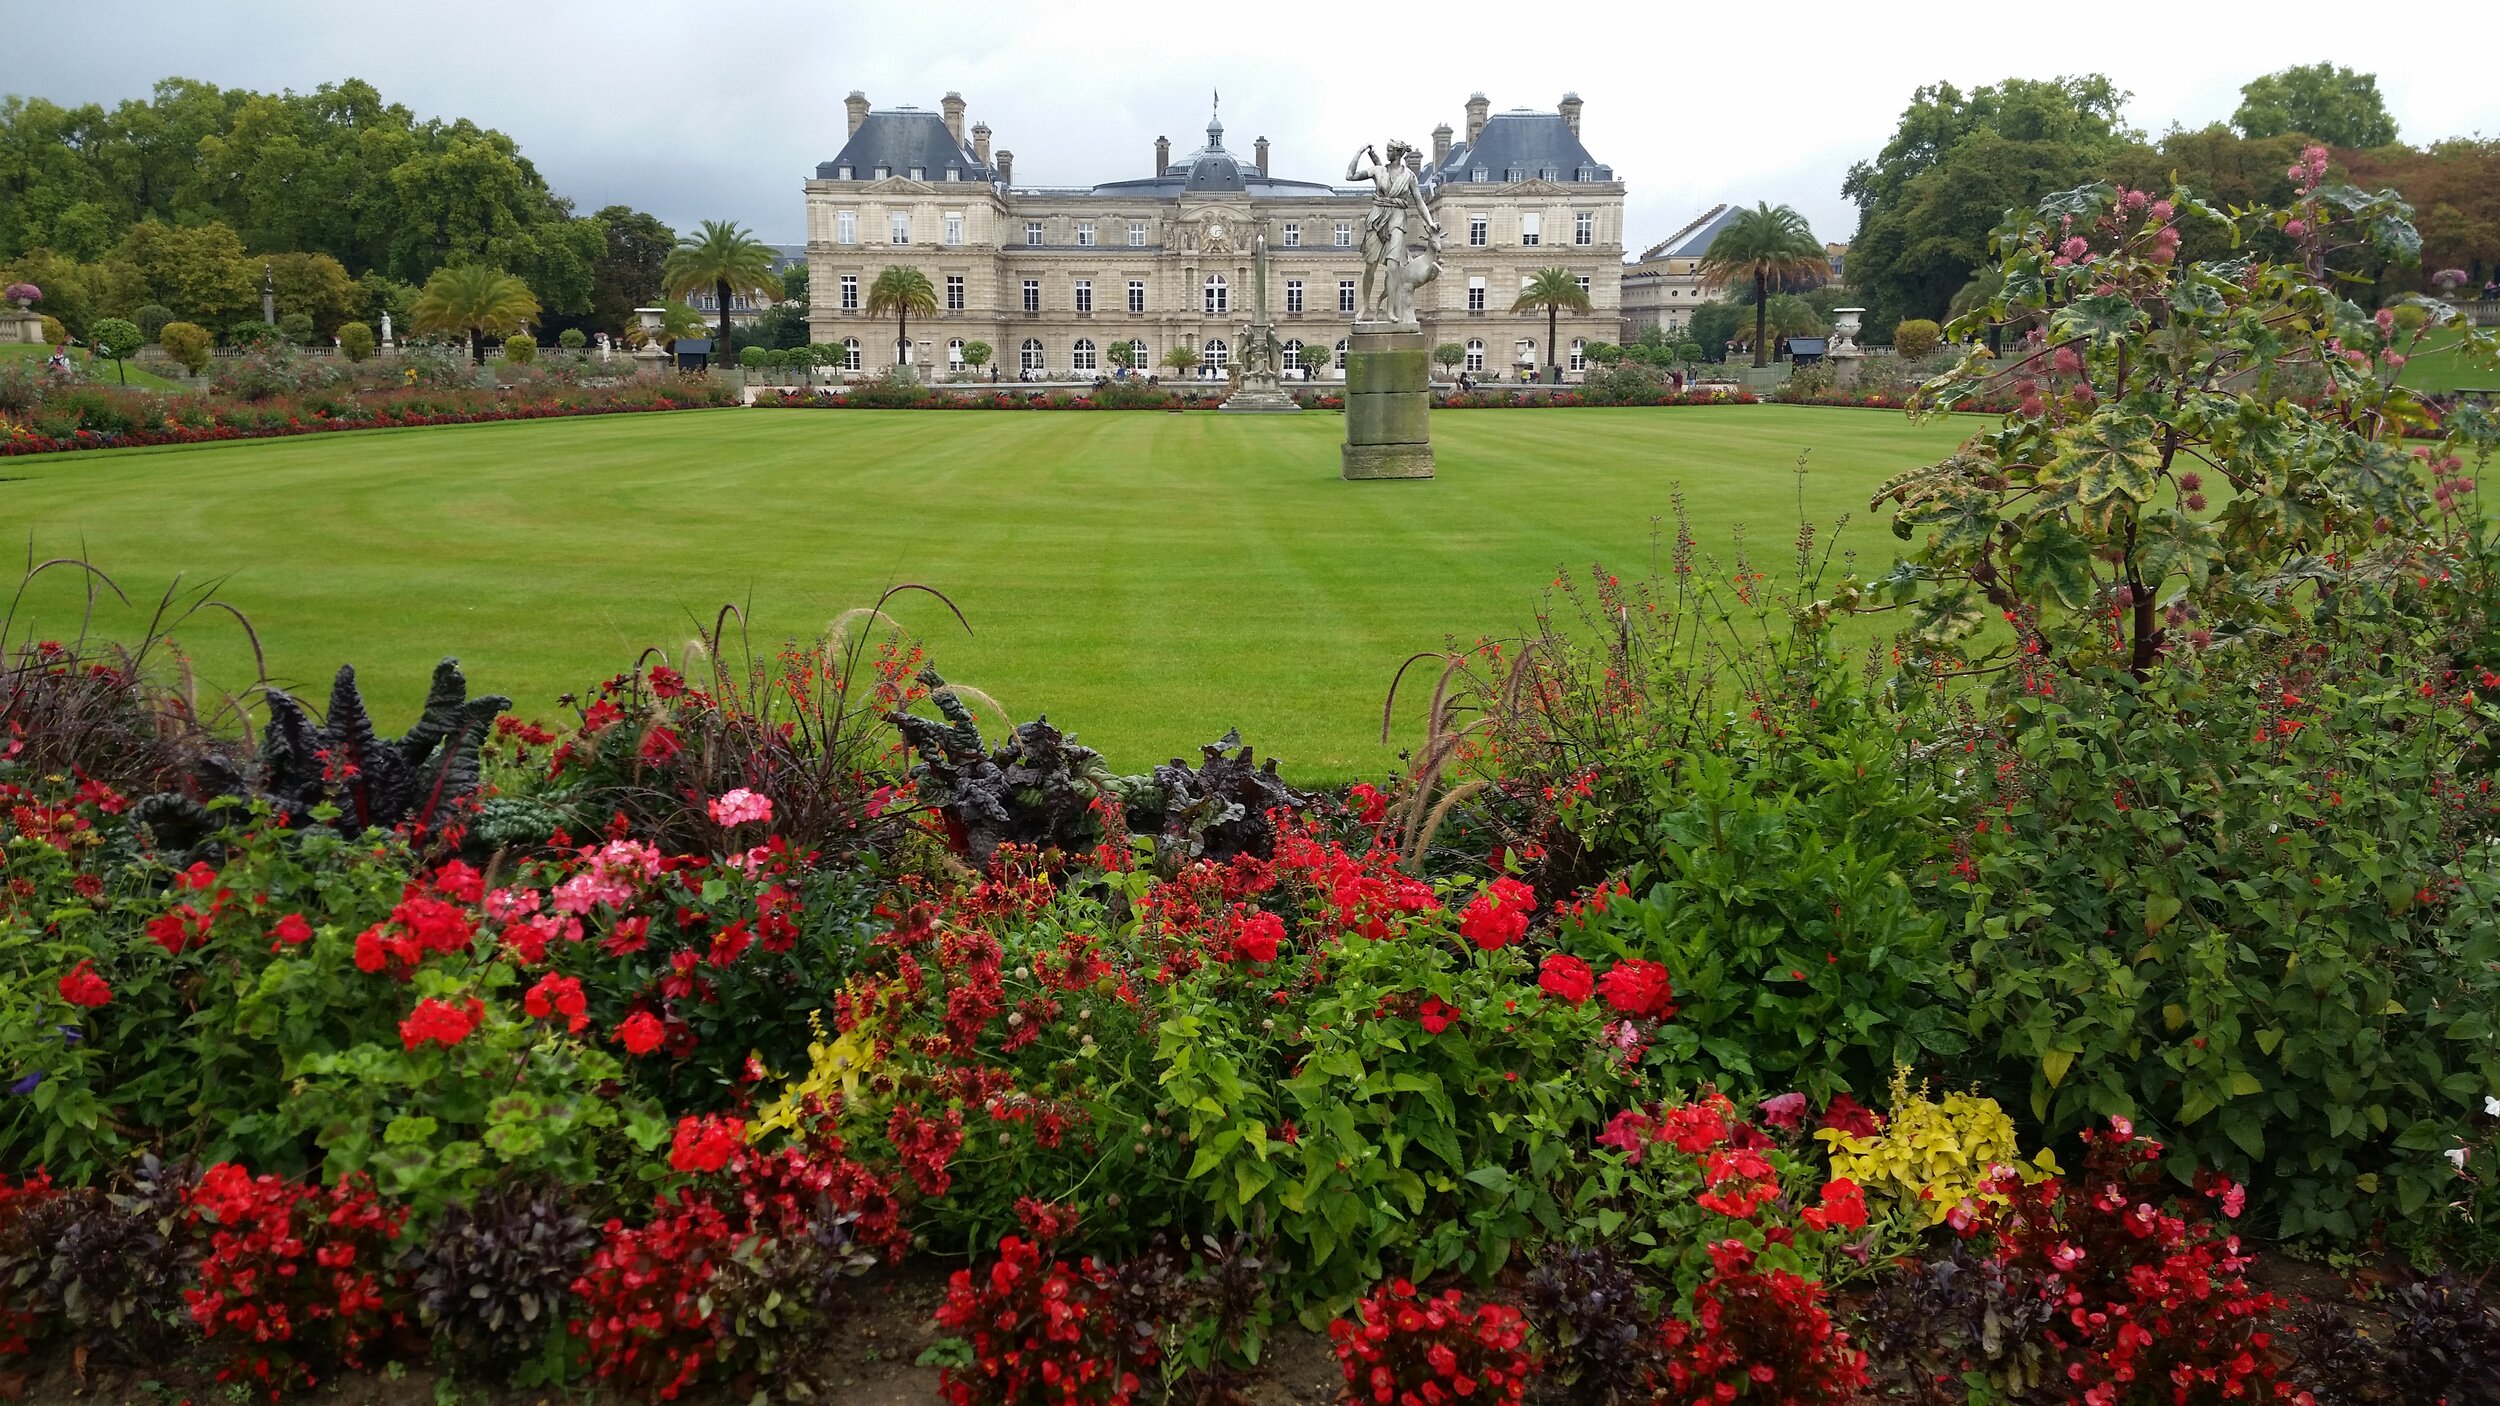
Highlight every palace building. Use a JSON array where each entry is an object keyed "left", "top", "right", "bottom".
[{"left": 802, "top": 92, "right": 1624, "bottom": 381}]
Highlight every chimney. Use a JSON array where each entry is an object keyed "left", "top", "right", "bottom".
[
  {"left": 1559, "top": 92, "right": 1583, "bottom": 138},
  {"left": 1432, "top": 122, "right": 1453, "bottom": 167},
  {"left": 1254, "top": 136, "right": 1269, "bottom": 176},
  {"left": 941, "top": 92, "right": 966, "bottom": 145},
  {"left": 1464, "top": 92, "right": 1489, "bottom": 147},
  {"left": 1403, "top": 149, "right": 1421, "bottom": 175},
  {"left": 1155, "top": 134, "right": 1170, "bottom": 174},
  {"left": 972, "top": 121, "right": 992, "bottom": 165},
  {"left": 845, "top": 91, "right": 870, "bottom": 138},
  {"left": 997, "top": 150, "right": 1013, "bottom": 187}
]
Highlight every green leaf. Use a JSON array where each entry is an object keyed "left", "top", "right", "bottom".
[
  {"left": 2135, "top": 509, "right": 2220, "bottom": 592},
  {"left": 2051, "top": 292, "right": 2143, "bottom": 345},
  {"left": 2043, "top": 1048, "right": 2076, "bottom": 1087},
  {"left": 2011, "top": 518, "right": 2095, "bottom": 610},
  {"left": 2059, "top": 413, "right": 2162, "bottom": 507}
]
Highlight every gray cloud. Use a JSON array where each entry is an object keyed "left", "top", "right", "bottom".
[{"left": 5, "top": 0, "right": 2494, "bottom": 252}]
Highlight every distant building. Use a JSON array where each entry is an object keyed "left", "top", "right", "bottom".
[
  {"left": 683, "top": 245, "right": 805, "bottom": 326},
  {"left": 1618, "top": 203, "right": 1746, "bottom": 342},
  {"left": 802, "top": 91, "right": 1624, "bottom": 380}
]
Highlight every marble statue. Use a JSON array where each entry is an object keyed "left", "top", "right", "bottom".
[
  {"left": 1347, "top": 140, "right": 1441, "bottom": 326},
  {"left": 1381, "top": 220, "right": 1444, "bottom": 328}
]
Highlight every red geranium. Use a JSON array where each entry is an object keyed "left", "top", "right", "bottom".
[
  {"left": 616, "top": 1009, "right": 666, "bottom": 1056},
  {"left": 524, "top": 972, "right": 589, "bottom": 1033},
  {"left": 398, "top": 996, "right": 483, "bottom": 1049},
  {"left": 1418, "top": 996, "right": 1459, "bottom": 1035},
  {"left": 57, "top": 960, "right": 111, "bottom": 1008},
  {"left": 1234, "top": 909, "right": 1284, "bottom": 963},
  {"left": 1458, "top": 876, "right": 1535, "bottom": 951},
  {"left": 1598, "top": 959, "right": 1677, "bottom": 1020},
  {"left": 1537, "top": 952, "right": 1594, "bottom": 1004},
  {"left": 667, "top": 1114, "right": 746, "bottom": 1174}
]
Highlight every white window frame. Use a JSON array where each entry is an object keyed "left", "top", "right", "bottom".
[
  {"left": 1022, "top": 278, "right": 1040, "bottom": 313},
  {"left": 945, "top": 274, "right": 964, "bottom": 311},
  {"left": 1283, "top": 221, "right": 1301, "bottom": 248},
  {"left": 1333, "top": 221, "right": 1352, "bottom": 247},
  {"left": 1464, "top": 339, "right": 1484, "bottom": 372},
  {"left": 1569, "top": 338, "right": 1587, "bottom": 372},
  {"left": 1468, "top": 214, "right": 1487, "bottom": 247},
  {"left": 1203, "top": 274, "right": 1227, "bottom": 315},
  {"left": 1076, "top": 221, "right": 1096, "bottom": 247},
  {"left": 1019, "top": 338, "right": 1044, "bottom": 373},
  {"left": 890, "top": 213, "right": 910, "bottom": 244},
  {"left": 1520, "top": 212, "right": 1542, "bottom": 246},
  {"left": 944, "top": 213, "right": 964, "bottom": 245},
  {"left": 835, "top": 210, "right": 856, "bottom": 245},
  {"left": 1337, "top": 279, "right": 1355, "bottom": 314},
  {"left": 1575, "top": 211, "right": 1594, "bottom": 246},
  {"left": 908, "top": 166, "right": 924, "bottom": 182},
  {"left": 1025, "top": 220, "right": 1043, "bottom": 247},
  {"left": 840, "top": 274, "right": 859, "bottom": 311},
  {"left": 1126, "top": 338, "right": 1147, "bottom": 368},
  {"left": 1466, "top": 276, "right": 1485, "bottom": 311},
  {"left": 1285, "top": 279, "right": 1303, "bottom": 314},
  {"left": 948, "top": 337, "right": 965, "bottom": 366},
  {"left": 1577, "top": 275, "right": 1592, "bottom": 297},
  {"left": 1127, "top": 279, "right": 1146, "bottom": 314},
  {"left": 1284, "top": 338, "right": 1305, "bottom": 370},
  {"left": 1074, "top": 279, "right": 1092, "bottom": 314},
  {"left": 1200, "top": 337, "right": 1229, "bottom": 371},
  {"left": 1127, "top": 220, "right": 1147, "bottom": 246},
  {"left": 1072, "top": 337, "right": 1097, "bottom": 371},
  {"left": 841, "top": 337, "right": 862, "bottom": 371}
]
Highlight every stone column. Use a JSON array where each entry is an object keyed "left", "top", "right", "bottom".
[{"left": 1341, "top": 323, "right": 1433, "bottom": 479}]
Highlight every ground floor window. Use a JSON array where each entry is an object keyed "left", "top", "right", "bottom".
[
  {"left": 1020, "top": 338, "right": 1044, "bottom": 373},
  {"left": 1072, "top": 338, "right": 1097, "bottom": 372},
  {"left": 1126, "top": 339, "right": 1148, "bottom": 369},
  {"left": 1201, "top": 338, "right": 1229, "bottom": 372},
  {"left": 948, "top": 338, "right": 964, "bottom": 366},
  {"left": 1569, "top": 338, "right": 1587, "bottom": 372},
  {"left": 1464, "top": 339, "right": 1484, "bottom": 372},
  {"left": 842, "top": 338, "right": 862, "bottom": 371},
  {"left": 1283, "top": 338, "right": 1304, "bottom": 370}
]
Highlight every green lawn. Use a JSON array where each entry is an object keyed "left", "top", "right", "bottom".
[
  {"left": 2397, "top": 335, "right": 2500, "bottom": 395},
  {"left": 1, "top": 341, "right": 186, "bottom": 390},
  {"left": 3, "top": 406, "right": 1968, "bottom": 780}
]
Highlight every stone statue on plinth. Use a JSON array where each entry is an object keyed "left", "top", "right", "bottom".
[
  {"left": 1339, "top": 139, "right": 1439, "bottom": 478},
  {"left": 1219, "top": 231, "right": 1300, "bottom": 413}
]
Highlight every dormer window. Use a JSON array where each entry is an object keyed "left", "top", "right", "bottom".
[
  {"left": 1576, "top": 167, "right": 1594, "bottom": 182},
  {"left": 1471, "top": 168, "right": 1487, "bottom": 183},
  {"left": 1505, "top": 167, "right": 1523, "bottom": 182},
  {"left": 873, "top": 164, "right": 890, "bottom": 179},
  {"left": 945, "top": 166, "right": 961, "bottom": 181},
  {"left": 836, "top": 165, "right": 853, "bottom": 180},
  {"left": 908, "top": 166, "right": 924, "bottom": 181}
]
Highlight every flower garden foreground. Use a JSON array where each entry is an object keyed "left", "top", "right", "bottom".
[{"left": 7, "top": 181, "right": 2500, "bottom": 1405}]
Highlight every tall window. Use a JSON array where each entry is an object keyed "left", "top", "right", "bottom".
[
  {"left": 1072, "top": 337, "right": 1097, "bottom": 371},
  {"left": 1520, "top": 212, "right": 1542, "bottom": 246},
  {"left": 1333, "top": 221, "right": 1353, "bottom": 247},
  {"left": 1025, "top": 221, "right": 1043, "bottom": 247},
  {"left": 836, "top": 210, "right": 856, "bottom": 244},
  {"left": 841, "top": 337, "right": 862, "bottom": 370},
  {"left": 1077, "top": 221, "right": 1096, "bottom": 247},
  {"left": 890, "top": 213, "right": 910, "bottom": 244},
  {"left": 1022, "top": 278, "right": 1040, "bottom": 313},
  {"left": 1074, "top": 279, "right": 1093, "bottom": 313},
  {"left": 1127, "top": 279, "right": 1146, "bottom": 313},
  {"left": 1569, "top": 338, "right": 1587, "bottom": 372},
  {"left": 1337, "top": 279, "right": 1355, "bottom": 314},
  {"left": 1575, "top": 211, "right": 1594, "bottom": 246},
  {"left": 1285, "top": 280, "right": 1303, "bottom": 314},
  {"left": 840, "top": 274, "right": 859, "bottom": 311},
  {"left": 1577, "top": 276, "right": 1592, "bottom": 298},
  {"left": 1284, "top": 338, "right": 1304, "bottom": 370},
  {"left": 1200, "top": 338, "right": 1228, "bottom": 371},
  {"left": 1466, "top": 276, "right": 1485, "bottom": 311},
  {"left": 948, "top": 337, "right": 964, "bottom": 366},
  {"left": 1283, "top": 221, "right": 1301, "bottom": 248},
  {"left": 1126, "top": 339, "right": 1146, "bottom": 367},
  {"left": 1019, "top": 338, "right": 1044, "bottom": 373},
  {"left": 1468, "top": 214, "right": 1487, "bottom": 247},
  {"left": 944, "top": 213, "right": 963, "bottom": 245},
  {"left": 1464, "top": 339, "right": 1484, "bottom": 372},
  {"left": 945, "top": 274, "right": 964, "bottom": 311},
  {"left": 1128, "top": 220, "right": 1147, "bottom": 246},
  {"left": 1204, "top": 275, "right": 1227, "bottom": 314}
]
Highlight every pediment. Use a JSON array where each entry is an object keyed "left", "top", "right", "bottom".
[
  {"left": 1502, "top": 177, "right": 1573, "bottom": 197},
  {"left": 861, "top": 176, "right": 939, "bottom": 195}
]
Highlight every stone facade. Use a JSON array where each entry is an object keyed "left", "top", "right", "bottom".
[{"left": 804, "top": 93, "right": 1623, "bottom": 382}]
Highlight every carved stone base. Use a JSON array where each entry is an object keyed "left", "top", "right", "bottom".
[
  {"left": 0, "top": 310, "right": 46, "bottom": 345},
  {"left": 1220, "top": 369, "right": 1301, "bottom": 413},
  {"left": 1340, "top": 325, "right": 1434, "bottom": 481}
]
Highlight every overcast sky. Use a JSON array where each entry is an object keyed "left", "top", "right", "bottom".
[{"left": 7, "top": 1, "right": 2496, "bottom": 255}]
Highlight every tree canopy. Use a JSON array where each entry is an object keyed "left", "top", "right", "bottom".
[{"left": 2232, "top": 62, "right": 2398, "bottom": 149}]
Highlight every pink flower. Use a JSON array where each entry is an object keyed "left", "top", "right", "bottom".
[
  {"left": 1757, "top": 1092, "right": 1808, "bottom": 1129},
  {"left": 2059, "top": 236, "right": 2090, "bottom": 261},
  {"left": 708, "top": 788, "right": 774, "bottom": 828}
]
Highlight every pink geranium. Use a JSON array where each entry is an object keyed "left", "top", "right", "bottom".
[{"left": 708, "top": 787, "right": 774, "bottom": 827}]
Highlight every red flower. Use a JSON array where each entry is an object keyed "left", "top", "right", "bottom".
[
  {"left": 667, "top": 1113, "right": 745, "bottom": 1173},
  {"left": 1598, "top": 959, "right": 1676, "bottom": 1020},
  {"left": 269, "top": 913, "right": 315, "bottom": 950},
  {"left": 1801, "top": 1177, "right": 1869, "bottom": 1232},
  {"left": 1459, "top": 876, "right": 1536, "bottom": 951},
  {"left": 1418, "top": 995, "right": 1459, "bottom": 1035},
  {"left": 638, "top": 724, "right": 683, "bottom": 764},
  {"left": 1537, "top": 952, "right": 1594, "bottom": 1004},
  {"left": 1234, "top": 909, "right": 1284, "bottom": 963},
  {"left": 1818, "top": 1093, "right": 1882, "bottom": 1138},
  {"left": 1347, "top": 782, "right": 1390, "bottom": 825},
  {"left": 523, "top": 972, "right": 589, "bottom": 1033},
  {"left": 616, "top": 1009, "right": 665, "bottom": 1056},
  {"left": 58, "top": 959, "right": 111, "bottom": 1008},
  {"left": 648, "top": 664, "right": 685, "bottom": 699},
  {"left": 398, "top": 995, "right": 483, "bottom": 1049}
]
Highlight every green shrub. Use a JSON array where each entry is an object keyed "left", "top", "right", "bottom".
[
  {"left": 738, "top": 345, "right": 769, "bottom": 370},
  {"left": 502, "top": 334, "right": 535, "bottom": 364},
  {"left": 557, "top": 327, "right": 587, "bottom": 351},
  {"left": 278, "top": 312, "right": 315, "bottom": 346},
  {"left": 226, "top": 320, "right": 279, "bottom": 349},
  {"left": 134, "top": 304, "right": 175, "bottom": 341},
  {"left": 337, "top": 322, "right": 375, "bottom": 362},
  {"left": 157, "top": 321, "right": 213, "bottom": 375},
  {"left": 1675, "top": 341, "right": 1705, "bottom": 365},
  {"left": 39, "top": 314, "right": 64, "bottom": 344},
  {"left": 1890, "top": 319, "right": 1940, "bottom": 358},
  {"left": 87, "top": 318, "right": 142, "bottom": 384}
]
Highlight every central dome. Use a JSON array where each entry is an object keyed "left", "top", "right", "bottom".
[{"left": 1181, "top": 113, "right": 1246, "bottom": 192}]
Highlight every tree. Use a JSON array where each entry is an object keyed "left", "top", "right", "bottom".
[
  {"left": 134, "top": 304, "right": 174, "bottom": 340},
  {"left": 1509, "top": 268, "right": 1592, "bottom": 381},
  {"left": 661, "top": 220, "right": 778, "bottom": 364},
  {"left": 1433, "top": 342, "right": 1465, "bottom": 375},
  {"left": 339, "top": 322, "right": 375, "bottom": 361},
  {"left": 88, "top": 317, "right": 141, "bottom": 384},
  {"left": 1105, "top": 341, "right": 1134, "bottom": 370},
  {"left": 865, "top": 266, "right": 937, "bottom": 370},
  {"left": 960, "top": 340, "right": 992, "bottom": 369},
  {"left": 1694, "top": 204, "right": 1826, "bottom": 367},
  {"left": 409, "top": 263, "right": 539, "bottom": 364},
  {"left": 1161, "top": 345, "right": 1200, "bottom": 375},
  {"left": 262, "top": 251, "right": 358, "bottom": 339},
  {"left": 2232, "top": 63, "right": 2397, "bottom": 148},
  {"left": 110, "top": 219, "right": 253, "bottom": 327},
  {"left": 588, "top": 205, "right": 675, "bottom": 335},
  {"left": 157, "top": 320, "right": 212, "bottom": 374}
]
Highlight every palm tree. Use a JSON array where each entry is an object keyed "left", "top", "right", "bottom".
[
  {"left": 865, "top": 267, "right": 938, "bottom": 370},
  {"left": 662, "top": 220, "right": 780, "bottom": 364},
  {"left": 1695, "top": 203, "right": 1827, "bottom": 368},
  {"left": 409, "top": 265, "right": 539, "bottom": 365},
  {"left": 1510, "top": 268, "right": 1591, "bottom": 383}
]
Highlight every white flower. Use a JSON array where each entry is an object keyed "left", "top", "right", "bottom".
[
  {"left": 2448, "top": 1147, "right": 2472, "bottom": 1171},
  {"left": 2486, "top": 1095, "right": 2500, "bottom": 1117}
]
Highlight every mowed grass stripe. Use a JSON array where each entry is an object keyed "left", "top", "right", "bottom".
[{"left": 4, "top": 406, "right": 1968, "bottom": 779}]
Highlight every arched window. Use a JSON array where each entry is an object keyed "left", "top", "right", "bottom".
[
  {"left": 1126, "top": 339, "right": 1147, "bottom": 369},
  {"left": 1569, "top": 338, "right": 1587, "bottom": 372},
  {"left": 1333, "top": 338, "right": 1348, "bottom": 370},
  {"left": 1203, "top": 275, "right": 1228, "bottom": 315},
  {"left": 1200, "top": 338, "right": 1229, "bottom": 372},
  {"left": 1464, "top": 339, "right": 1484, "bottom": 372},
  {"left": 1283, "top": 338, "right": 1304, "bottom": 370},
  {"left": 1071, "top": 338, "right": 1097, "bottom": 372},
  {"left": 947, "top": 338, "right": 965, "bottom": 367},
  {"left": 841, "top": 338, "right": 862, "bottom": 371},
  {"left": 1020, "top": 338, "right": 1045, "bottom": 373}
]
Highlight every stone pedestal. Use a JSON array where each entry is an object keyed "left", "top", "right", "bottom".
[
  {"left": 1, "top": 308, "right": 46, "bottom": 345},
  {"left": 1221, "top": 363, "right": 1301, "bottom": 413},
  {"left": 1340, "top": 323, "right": 1434, "bottom": 480}
]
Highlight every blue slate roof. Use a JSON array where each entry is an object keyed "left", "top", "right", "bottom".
[
  {"left": 816, "top": 109, "right": 993, "bottom": 182},
  {"left": 1642, "top": 204, "right": 1747, "bottom": 261},
  {"left": 1427, "top": 110, "right": 1612, "bottom": 187},
  {"left": 1084, "top": 112, "right": 1338, "bottom": 197}
]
